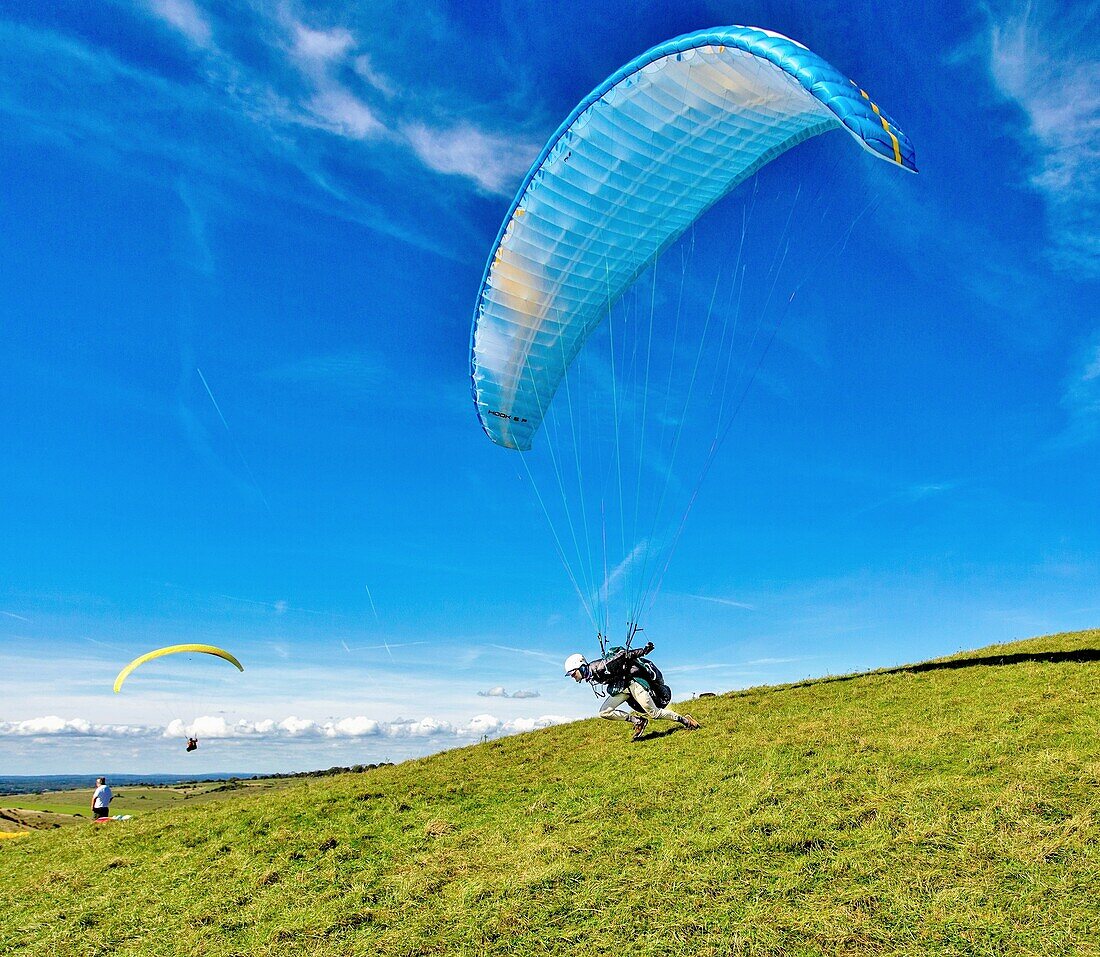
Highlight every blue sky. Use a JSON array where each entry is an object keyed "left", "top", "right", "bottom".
[{"left": 1, "top": 0, "right": 1097, "bottom": 775}]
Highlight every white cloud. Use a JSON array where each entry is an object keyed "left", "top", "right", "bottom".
[
  {"left": 278, "top": 14, "right": 538, "bottom": 192},
  {"left": 986, "top": 3, "right": 1100, "bottom": 274},
  {"left": 332, "top": 716, "right": 379, "bottom": 736},
  {"left": 5, "top": 713, "right": 569, "bottom": 740},
  {"left": 354, "top": 54, "right": 396, "bottom": 98},
  {"left": 291, "top": 23, "right": 356, "bottom": 66},
  {"left": 306, "top": 88, "right": 383, "bottom": 140},
  {"left": 2, "top": 9, "right": 532, "bottom": 254},
  {"left": 1086, "top": 349, "right": 1100, "bottom": 382},
  {"left": 403, "top": 122, "right": 537, "bottom": 194},
  {"left": 0, "top": 716, "right": 152, "bottom": 737},
  {"left": 477, "top": 687, "right": 541, "bottom": 698},
  {"left": 145, "top": 0, "right": 213, "bottom": 48},
  {"left": 850, "top": 478, "right": 961, "bottom": 518}
]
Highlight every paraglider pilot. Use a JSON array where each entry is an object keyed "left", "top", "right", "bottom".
[
  {"left": 564, "top": 641, "right": 700, "bottom": 741},
  {"left": 186, "top": 737, "right": 198, "bottom": 752}
]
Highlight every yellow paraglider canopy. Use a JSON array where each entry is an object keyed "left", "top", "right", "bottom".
[{"left": 113, "top": 644, "right": 244, "bottom": 693}]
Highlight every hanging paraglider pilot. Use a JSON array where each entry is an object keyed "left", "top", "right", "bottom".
[
  {"left": 186, "top": 737, "right": 198, "bottom": 752},
  {"left": 564, "top": 640, "right": 700, "bottom": 741}
]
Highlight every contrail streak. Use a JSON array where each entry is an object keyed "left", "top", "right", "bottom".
[
  {"left": 364, "top": 584, "right": 380, "bottom": 622},
  {"left": 196, "top": 367, "right": 271, "bottom": 512},
  {"left": 687, "top": 594, "right": 756, "bottom": 609},
  {"left": 343, "top": 640, "right": 427, "bottom": 653},
  {"left": 362, "top": 585, "right": 391, "bottom": 660},
  {"left": 488, "top": 643, "right": 561, "bottom": 665}
]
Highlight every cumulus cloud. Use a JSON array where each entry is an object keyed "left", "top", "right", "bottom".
[
  {"left": 0, "top": 716, "right": 154, "bottom": 737},
  {"left": 3, "top": 713, "right": 567, "bottom": 741},
  {"left": 477, "top": 688, "right": 541, "bottom": 698},
  {"left": 986, "top": 3, "right": 1100, "bottom": 274}
]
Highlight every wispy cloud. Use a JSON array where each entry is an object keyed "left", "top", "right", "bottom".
[
  {"left": 281, "top": 17, "right": 386, "bottom": 139},
  {"left": 850, "top": 478, "right": 960, "bottom": 517},
  {"left": 986, "top": 2, "right": 1100, "bottom": 275},
  {"left": 259, "top": 354, "right": 390, "bottom": 398},
  {"left": 145, "top": 0, "right": 213, "bottom": 48},
  {"left": 306, "top": 87, "right": 383, "bottom": 139},
  {"left": 354, "top": 54, "right": 397, "bottom": 99},
  {"left": 0, "top": 3, "right": 541, "bottom": 260},
  {"left": 403, "top": 122, "right": 537, "bottom": 193},
  {"left": 1057, "top": 334, "right": 1100, "bottom": 446},
  {"left": 290, "top": 22, "right": 357, "bottom": 65}
]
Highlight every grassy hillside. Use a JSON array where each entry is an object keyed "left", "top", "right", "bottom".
[{"left": 3, "top": 629, "right": 1098, "bottom": 956}]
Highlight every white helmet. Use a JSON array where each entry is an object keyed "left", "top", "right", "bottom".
[{"left": 563, "top": 653, "right": 587, "bottom": 676}]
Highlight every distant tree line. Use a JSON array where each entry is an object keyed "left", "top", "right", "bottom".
[
  {"left": 242, "top": 764, "right": 394, "bottom": 781},
  {"left": 35, "top": 764, "right": 397, "bottom": 796}
]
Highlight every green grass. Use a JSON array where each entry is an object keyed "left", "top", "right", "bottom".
[
  {"left": 2, "top": 629, "right": 1098, "bottom": 956},
  {"left": 3, "top": 800, "right": 88, "bottom": 817}
]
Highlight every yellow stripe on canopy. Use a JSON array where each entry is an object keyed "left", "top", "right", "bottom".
[{"left": 113, "top": 644, "right": 244, "bottom": 693}]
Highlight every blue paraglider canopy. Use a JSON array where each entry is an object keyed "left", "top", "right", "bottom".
[
  {"left": 470, "top": 25, "right": 916, "bottom": 452},
  {"left": 468, "top": 26, "right": 917, "bottom": 639}
]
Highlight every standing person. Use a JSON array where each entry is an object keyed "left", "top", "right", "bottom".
[
  {"left": 91, "top": 777, "right": 112, "bottom": 819},
  {"left": 564, "top": 641, "right": 700, "bottom": 741}
]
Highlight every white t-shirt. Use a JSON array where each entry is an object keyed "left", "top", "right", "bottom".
[{"left": 92, "top": 784, "right": 112, "bottom": 809}]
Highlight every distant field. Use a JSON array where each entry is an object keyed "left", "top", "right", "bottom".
[
  {"left": 2, "top": 629, "right": 1098, "bottom": 956},
  {"left": 0, "top": 778, "right": 302, "bottom": 829},
  {"left": 3, "top": 801, "right": 87, "bottom": 817}
]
